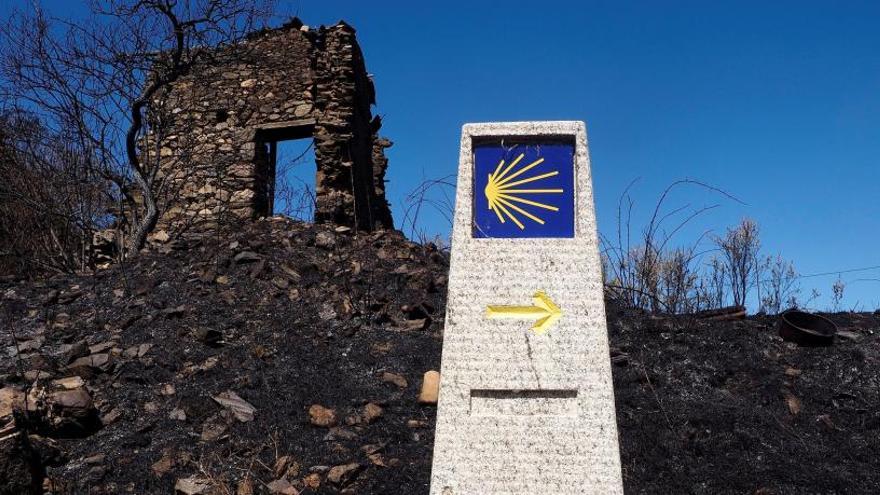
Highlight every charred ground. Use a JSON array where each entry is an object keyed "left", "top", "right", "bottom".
[{"left": 1, "top": 218, "right": 878, "bottom": 494}]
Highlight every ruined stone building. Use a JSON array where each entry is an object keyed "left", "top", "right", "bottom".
[{"left": 152, "top": 19, "right": 393, "bottom": 234}]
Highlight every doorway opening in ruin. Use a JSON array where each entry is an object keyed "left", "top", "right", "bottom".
[
  {"left": 272, "top": 139, "right": 316, "bottom": 220},
  {"left": 255, "top": 123, "right": 317, "bottom": 221}
]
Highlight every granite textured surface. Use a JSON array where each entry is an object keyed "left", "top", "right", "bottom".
[{"left": 430, "top": 122, "right": 624, "bottom": 494}]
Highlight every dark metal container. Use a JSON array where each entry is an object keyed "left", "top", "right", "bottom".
[{"left": 778, "top": 310, "right": 837, "bottom": 346}]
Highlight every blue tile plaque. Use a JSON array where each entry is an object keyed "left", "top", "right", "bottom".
[{"left": 472, "top": 141, "right": 575, "bottom": 238}]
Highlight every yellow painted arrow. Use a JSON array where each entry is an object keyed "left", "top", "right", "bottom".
[{"left": 485, "top": 291, "right": 562, "bottom": 335}]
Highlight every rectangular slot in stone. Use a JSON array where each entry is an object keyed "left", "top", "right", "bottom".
[{"left": 469, "top": 389, "right": 579, "bottom": 417}]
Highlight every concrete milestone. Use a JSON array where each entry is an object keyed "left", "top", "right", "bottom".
[{"left": 430, "top": 122, "right": 624, "bottom": 494}]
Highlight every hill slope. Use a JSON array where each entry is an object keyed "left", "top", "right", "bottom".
[{"left": 1, "top": 217, "right": 878, "bottom": 494}]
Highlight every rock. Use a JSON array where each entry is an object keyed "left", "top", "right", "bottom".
[
  {"left": 200, "top": 414, "right": 228, "bottom": 442},
  {"left": 323, "top": 427, "right": 357, "bottom": 441},
  {"left": 23, "top": 370, "right": 52, "bottom": 382},
  {"left": 266, "top": 478, "right": 299, "bottom": 494},
  {"left": 100, "top": 408, "right": 122, "bottom": 426},
  {"left": 308, "top": 404, "right": 337, "bottom": 427},
  {"left": 404, "top": 317, "right": 429, "bottom": 330},
  {"left": 51, "top": 376, "right": 85, "bottom": 391},
  {"left": 273, "top": 455, "right": 299, "bottom": 477},
  {"left": 62, "top": 342, "right": 88, "bottom": 364},
  {"left": 236, "top": 479, "right": 254, "bottom": 495},
  {"left": 169, "top": 408, "right": 187, "bottom": 421},
  {"left": 326, "top": 463, "right": 361, "bottom": 486},
  {"left": 152, "top": 452, "right": 176, "bottom": 477},
  {"left": 372, "top": 342, "right": 393, "bottom": 355},
  {"left": 57, "top": 290, "right": 83, "bottom": 304},
  {"left": 318, "top": 305, "right": 337, "bottom": 321},
  {"left": 212, "top": 391, "right": 256, "bottom": 422},
  {"left": 119, "top": 313, "right": 142, "bottom": 330},
  {"left": 302, "top": 473, "right": 321, "bottom": 489},
  {"left": 51, "top": 388, "right": 92, "bottom": 410},
  {"left": 123, "top": 343, "right": 151, "bottom": 358},
  {"left": 366, "top": 451, "right": 387, "bottom": 466},
  {"left": 175, "top": 476, "right": 213, "bottom": 494},
  {"left": 314, "top": 232, "right": 336, "bottom": 250},
  {"left": 161, "top": 305, "right": 187, "bottom": 318},
  {"left": 361, "top": 443, "right": 384, "bottom": 455},
  {"left": 13, "top": 336, "right": 45, "bottom": 354},
  {"left": 293, "top": 103, "right": 312, "bottom": 118},
  {"left": 25, "top": 384, "right": 101, "bottom": 437},
  {"left": 362, "top": 403, "right": 383, "bottom": 424},
  {"left": 418, "top": 370, "right": 440, "bottom": 404},
  {"left": 836, "top": 330, "right": 862, "bottom": 341},
  {"left": 233, "top": 251, "right": 262, "bottom": 263},
  {"left": 240, "top": 78, "right": 257, "bottom": 88},
  {"left": 150, "top": 230, "right": 171, "bottom": 243},
  {"left": 783, "top": 390, "right": 802, "bottom": 416},
  {"left": 381, "top": 371, "right": 408, "bottom": 388},
  {"left": 0, "top": 387, "right": 23, "bottom": 419},
  {"left": 50, "top": 312, "right": 71, "bottom": 329},
  {"left": 279, "top": 264, "right": 301, "bottom": 282}
]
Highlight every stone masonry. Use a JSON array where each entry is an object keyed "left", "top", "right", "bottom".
[{"left": 151, "top": 19, "right": 393, "bottom": 234}]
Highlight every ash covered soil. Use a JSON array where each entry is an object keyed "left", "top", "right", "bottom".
[{"left": 1, "top": 217, "right": 878, "bottom": 494}]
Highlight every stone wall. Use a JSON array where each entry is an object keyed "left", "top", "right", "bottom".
[{"left": 151, "top": 19, "right": 393, "bottom": 234}]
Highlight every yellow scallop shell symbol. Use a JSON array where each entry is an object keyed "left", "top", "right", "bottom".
[{"left": 484, "top": 153, "right": 563, "bottom": 230}]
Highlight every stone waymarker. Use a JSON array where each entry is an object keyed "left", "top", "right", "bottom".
[{"left": 430, "top": 122, "right": 624, "bottom": 494}]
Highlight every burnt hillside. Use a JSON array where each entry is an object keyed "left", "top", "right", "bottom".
[{"left": 2, "top": 217, "right": 879, "bottom": 494}]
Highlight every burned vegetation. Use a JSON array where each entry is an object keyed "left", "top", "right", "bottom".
[{"left": 1, "top": 218, "right": 879, "bottom": 494}]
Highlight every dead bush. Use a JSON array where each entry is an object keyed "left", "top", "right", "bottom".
[
  {"left": 760, "top": 254, "right": 799, "bottom": 314},
  {"left": 602, "top": 179, "right": 742, "bottom": 314},
  {"left": 695, "top": 256, "right": 727, "bottom": 310},
  {"left": 715, "top": 218, "right": 761, "bottom": 308},
  {"left": 0, "top": 111, "right": 111, "bottom": 276}
]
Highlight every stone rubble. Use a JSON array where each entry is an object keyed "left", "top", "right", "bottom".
[
  {"left": 308, "top": 404, "right": 338, "bottom": 428},
  {"left": 418, "top": 370, "right": 440, "bottom": 405},
  {"left": 0, "top": 218, "right": 447, "bottom": 493}
]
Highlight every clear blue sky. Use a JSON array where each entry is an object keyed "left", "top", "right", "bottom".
[{"left": 5, "top": 1, "right": 880, "bottom": 310}]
